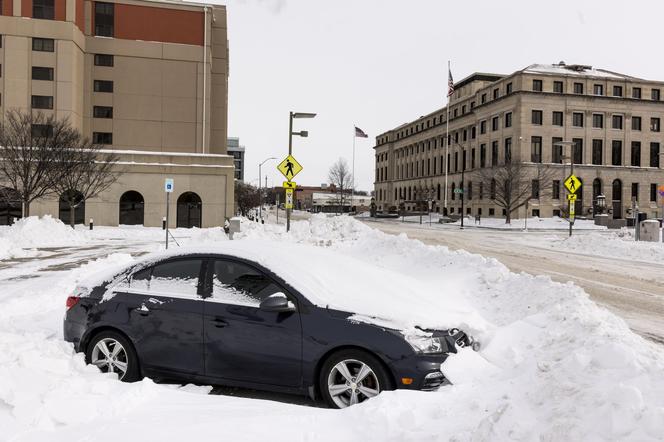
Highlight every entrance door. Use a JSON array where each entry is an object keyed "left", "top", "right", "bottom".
[
  {"left": 203, "top": 258, "right": 302, "bottom": 387},
  {"left": 177, "top": 192, "right": 202, "bottom": 228},
  {"left": 612, "top": 179, "right": 623, "bottom": 219},
  {"left": 0, "top": 187, "right": 21, "bottom": 225}
]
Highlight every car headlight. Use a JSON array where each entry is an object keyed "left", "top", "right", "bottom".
[{"left": 405, "top": 335, "right": 444, "bottom": 354}]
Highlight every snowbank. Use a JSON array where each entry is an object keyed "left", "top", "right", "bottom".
[
  {"left": 0, "top": 216, "right": 89, "bottom": 259},
  {"left": 1, "top": 214, "right": 663, "bottom": 441},
  {"left": 550, "top": 229, "right": 664, "bottom": 264}
]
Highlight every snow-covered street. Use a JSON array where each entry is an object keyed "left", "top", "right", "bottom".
[{"left": 1, "top": 215, "right": 664, "bottom": 441}]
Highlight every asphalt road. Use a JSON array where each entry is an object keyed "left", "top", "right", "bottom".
[{"left": 362, "top": 218, "right": 664, "bottom": 345}]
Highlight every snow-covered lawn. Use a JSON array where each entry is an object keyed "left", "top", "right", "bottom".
[{"left": 1, "top": 215, "right": 663, "bottom": 441}]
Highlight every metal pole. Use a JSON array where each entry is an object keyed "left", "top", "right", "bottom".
[
  {"left": 165, "top": 192, "right": 170, "bottom": 249},
  {"left": 569, "top": 145, "right": 574, "bottom": 237},
  {"left": 460, "top": 150, "right": 465, "bottom": 229},
  {"left": 444, "top": 60, "right": 450, "bottom": 216},
  {"left": 259, "top": 162, "right": 262, "bottom": 221},
  {"left": 276, "top": 193, "right": 279, "bottom": 223},
  {"left": 287, "top": 112, "right": 293, "bottom": 232}
]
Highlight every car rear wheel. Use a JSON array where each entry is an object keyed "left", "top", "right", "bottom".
[
  {"left": 319, "top": 349, "right": 392, "bottom": 409},
  {"left": 86, "top": 330, "right": 141, "bottom": 382}
]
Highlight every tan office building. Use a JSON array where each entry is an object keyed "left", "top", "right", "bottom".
[
  {"left": 374, "top": 63, "right": 664, "bottom": 220},
  {"left": 0, "top": 0, "right": 234, "bottom": 227}
]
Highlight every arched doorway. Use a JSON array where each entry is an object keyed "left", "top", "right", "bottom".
[
  {"left": 0, "top": 187, "right": 21, "bottom": 225},
  {"left": 119, "top": 191, "right": 145, "bottom": 225},
  {"left": 177, "top": 192, "right": 202, "bottom": 228},
  {"left": 592, "top": 178, "right": 602, "bottom": 216},
  {"left": 59, "top": 190, "right": 85, "bottom": 225},
  {"left": 612, "top": 179, "right": 622, "bottom": 219}
]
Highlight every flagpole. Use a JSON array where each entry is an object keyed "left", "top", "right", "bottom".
[
  {"left": 444, "top": 60, "right": 450, "bottom": 216},
  {"left": 351, "top": 126, "right": 356, "bottom": 214}
]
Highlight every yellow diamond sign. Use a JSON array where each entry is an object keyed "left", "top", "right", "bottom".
[
  {"left": 564, "top": 174, "right": 582, "bottom": 194},
  {"left": 277, "top": 155, "right": 303, "bottom": 180}
]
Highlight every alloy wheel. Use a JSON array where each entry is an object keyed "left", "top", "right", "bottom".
[
  {"left": 327, "top": 358, "right": 380, "bottom": 408},
  {"left": 90, "top": 337, "right": 129, "bottom": 380}
]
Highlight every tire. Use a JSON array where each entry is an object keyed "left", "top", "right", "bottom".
[
  {"left": 319, "top": 349, "right": 393, "bottom": 409},
  {"left": 85, "top": 330, "right": 141, "bottom": 382}
]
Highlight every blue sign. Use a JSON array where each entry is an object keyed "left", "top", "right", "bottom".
[{"left": 165, "top": 178, "right": 174, "bottom": 193}]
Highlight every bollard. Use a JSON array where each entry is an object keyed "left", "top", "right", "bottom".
[
  {"left": 89, "top": 218, "right": 94, "bottom": 230},
  {"left": 162, "top": 216, "right": 167, "bottom": 230}
]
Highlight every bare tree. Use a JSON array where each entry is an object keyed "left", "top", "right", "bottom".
[
  {"left": 0, "top": 110, "right": 71, "bottom": 216},
  {"left": 51, "top": 138, "right": 120, "bottom": 227},
  {"left": 473, "top": 161, "right": 557, "bottom": 223},
  {"left": 328, "top": 158, "right": 353, "bottom": 214},
  {"left": 235, "top": 181, "right": 260, "bottom": 216}
]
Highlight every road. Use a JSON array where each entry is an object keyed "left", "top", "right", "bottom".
[{"left": 362, "top": 218, "right": 664, "bottom": 345}]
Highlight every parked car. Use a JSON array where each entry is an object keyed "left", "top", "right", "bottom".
[{"left": 64, "top": 242, "right": 478, "bottom": 408}]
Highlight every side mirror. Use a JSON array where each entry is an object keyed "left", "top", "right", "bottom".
[{"left": 259, "top": 293, "right": 296, "bottom": 313}]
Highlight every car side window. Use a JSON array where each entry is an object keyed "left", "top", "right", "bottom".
[
  {"left": 148, "top": 259, "right": 203, "bottom": 298},
  {"left": 211, "top": 260, "right": 283, "bottom": 307},
  {"left": 129, "top": 267, "right": 151, "bottom": 291}
]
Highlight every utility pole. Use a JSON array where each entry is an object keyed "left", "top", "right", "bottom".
[{"left": 286, "top": 111, "right": 316, "bottom": 232}]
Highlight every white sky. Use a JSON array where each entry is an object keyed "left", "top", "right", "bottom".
[{"left": 210, "top": 0, "right": 663, "bottom": 191}]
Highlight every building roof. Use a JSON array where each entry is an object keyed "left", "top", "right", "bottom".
[{"left": 521, "top": 63, "right": 638, "bottom": 80}]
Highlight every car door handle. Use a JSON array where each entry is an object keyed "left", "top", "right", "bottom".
[
  {"left": 135, "top": 304, "right": 150, "bottom": 316},
  {"left": 212, "top": 318, "right": 228, "bottom": 328}
]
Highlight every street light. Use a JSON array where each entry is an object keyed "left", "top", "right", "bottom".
[
  {"left": 258, "top": 157, "right": 276, "bottom": 221},
  {"left": 554, "top": 140, "right": 577, "bottom": 237},
  {"left": 287, "top": 111, "right": 317, "bottom": 232}
]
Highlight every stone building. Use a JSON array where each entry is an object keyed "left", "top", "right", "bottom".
[
  {"left": 0, "top": 0, "right": 234, "bottom": 227},
  {"left": 374, "top": 63, "right": 664, "bottom": 220}
]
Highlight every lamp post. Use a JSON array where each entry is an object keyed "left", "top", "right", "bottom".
[
  {"left": 555, "top": 140, "right": 576, "bottom": 237},
  {"left": 258, "top": 157, "right": 276, "bottom": 222},
  {"left": 287, "top": 111, "right": 317, "bottom": 232}
]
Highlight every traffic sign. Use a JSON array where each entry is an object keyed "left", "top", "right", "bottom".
[
  {"left": 564, "top": 174, "right": 581, "bottom": 194},
  {"left": 569, "top": 202, "right": 576, "bottom": 218},
  {"left": 453, "top": 188, "right": 464, "bottom": 194},
  {"left": 164, "top": 178, "right": 174, "bottom": 193},
  {"left": 283, "top": 181, "right": 296, "bottom": 189},
  {"left": 285, "top": 188, "right": 294, "bottom": 209},
  {"left": 277, "top": 155, "right": 303, "bottom": 180},
  {"left": 567, "top": 194, "right": 577, "bottom": 202}
]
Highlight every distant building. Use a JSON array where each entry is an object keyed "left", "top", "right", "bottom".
[
  {"left": 227, "top": 137, "right": 245, "bottom": 181},
  {"left": 311, "top": 193, "right": 372, "bottom": 213},
  {"left": 374, "top": 62, "right": 664, "bottom": 219}
]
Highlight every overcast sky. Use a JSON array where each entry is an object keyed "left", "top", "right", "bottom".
[{"left": 209, "top": 0, "right": 662, "bottom": 191}]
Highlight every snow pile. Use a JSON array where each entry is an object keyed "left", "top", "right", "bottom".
[
  {"left": 452, "top": 216, "right": 607, "bottom": 230},
  {"left": 1, "top": 215, "right": 663, "bottom": 441},
  {"left": 0, "top": 216, "right": 89, "bottom": 259},
  {"left": 550, "top": 229, "right": 664, "bottom": 263}
]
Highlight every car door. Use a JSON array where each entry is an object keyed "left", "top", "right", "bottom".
[
  {"left": 203, "top": 258, "right": 303, "bottom": 387},
  {"left": 113, "top": 257, "right": 205, "bottom": 376}
]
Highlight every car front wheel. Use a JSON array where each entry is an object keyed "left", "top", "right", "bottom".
[
  {"left": 319, "top": 349, "right": 392, "bottom": 409},
  {"left": 86, "top": 330, "right": 141, "bottom": 382}
]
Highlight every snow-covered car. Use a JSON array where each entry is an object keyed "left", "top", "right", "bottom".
[{"left": 64, "top": 241, "right": 477, "bottom": 408}]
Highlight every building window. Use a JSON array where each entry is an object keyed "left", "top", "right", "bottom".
[
  {"left": 652, "top": 88, "right": 661, "bottom": 101},
  {"left": 453, "top": 109, "right": 458, "bottom": 118},
  {"left": 532, "top": 79, "right": 542, "bottom": 92},
  {"left": 531, "top": 136, "right": 542, "bottom": 163},
  {"left": 505, "top": 138, "right": 512, "bottom": 163},
  {"left": 94, "top": 54, "right": 114, "bottom": 67},
  {"left": 552, "top": 180, "right": 560, "bottom": 199},
  {"left": 492, "top": 116, "right": 499, "bottom": 131},
  {"left": 631, "top": 183, "right": 639, "bottom": 201},
  {"left": 552, "top": 137, "right": 563, "bottom": 163},
  {"left": 651, "top": 184, "right": 658, "bottom": 202},
  {"left": 93, "top": 132, "right": 113, "bottom": 144},
  {"left": 574, "top": 82, "right": 584, "bottom": 94},
  {"left": 651, "top": 143, "right": 660, "bottom": 167},
  {"left": 480, "top": 120, "right": 486, "bottom": 134},
  {"left": 612, "top": 140, "right": 622, "bottom": 166},
  {"left": 33, "top": 0, "right": 54, "bottom": 19},
  {"left": 480, "top": 144, "right": 486, "bottom": 168},
  {"left": 632, "top": 87, "right": 641, "bottom": 99},
  {"left": 532, "top": 110, "right": 543, "bottom": 125},
  {"left": 592, "top": 139, "right": 603, "bottom": 165},
  {"left": 94, "top": 2, "right": 114, "bottom": 37},
  {"left": 531, "top": 180, "right": 540, "bottom": 199},
  {"left": 462, "top": 105, "right": 466, "bottom": 114},
  {"left": 481, "top": 93, "right": 487, "bottom": 104},
  {"left": 32, "top": 37, "right": 54, "bottom": 52},
  {"left": 573, "top": 138, "right": 583, "bottom": 164},
  {"left": 593, "top": 84, "right": 604, "bottom": 95},
  {"left": 592, "top": 113, "right": 603, "bottom": 128},
  {"left": 572, "top": 112, "right": 584, "bottom": 127},
  {"left": 31, "top": 66, "right": 54, "bottom": 81},
  {"left": 467, "top": 181, "right": 473, "bottom": 200},
  {"left": 93, "top": 80, "right": 114, "bottom": 93},
  {"left": 612, "top": 85, "right": 622, "bottom": 97},
  {"left": 31, "top": 124, "right": 53, "bottom": 138},
  {"left": 552, "top": 111, "right": 563, "bottom": 126},
  {"left": 612, "top": 115, "right": 623, "bottom": 130},
  {"left": 471, "top": 126, "right": 476, "bottom": 139},
  {"left": 490, "top": 180, "right": 496, "bottom": 199},
  {"left": 31, "top": 95, "right": 53, "bottom": 109},
  {"left": 506, "top": 82, "right": 513, "bottom": 94},
  {"left": 632, "top": 116, "right": 641, "bottom": 131},
  {"left": 93, "top": 106, "right": 113, "bottom": 118},
  {"left": 505, "top": 112, "right": 512, "bottom": 128},
  {"left": 493, "top": 88, "right": 499, "bottom": 99},
  {"left": 553, "top": 81, "right": 563, "bottom": 93},
  {"left": 631, "top": 142, "right": 641, "bottom": 167},
  {"left": 651, "top": 117, "right": 660, "bottom": 132},
  {"left": 491, "top": 141, "right": 498, "bottom": 166}
]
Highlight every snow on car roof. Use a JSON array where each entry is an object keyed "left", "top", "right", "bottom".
[{"left": 88, "top": 240, "right": 482, "bottom": 332}]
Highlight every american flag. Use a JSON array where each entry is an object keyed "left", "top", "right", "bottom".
[
  {"left": 355, "top": 126, "right": 368, "bottom": 138},
  {"left": 447, "top": 69, "right": 454, "bottom": 97}
]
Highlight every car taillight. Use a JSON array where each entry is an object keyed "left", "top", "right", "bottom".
[{"left": 66, "top": 296, "right": 81, "bottom": 310}]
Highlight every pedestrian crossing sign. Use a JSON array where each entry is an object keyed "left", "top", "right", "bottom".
[
  {"left": 564, "top": 174, "right": 582, "bottom": 194},
  {"left": 277, "top": 155, "right": 303, "bottom": 180}
]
